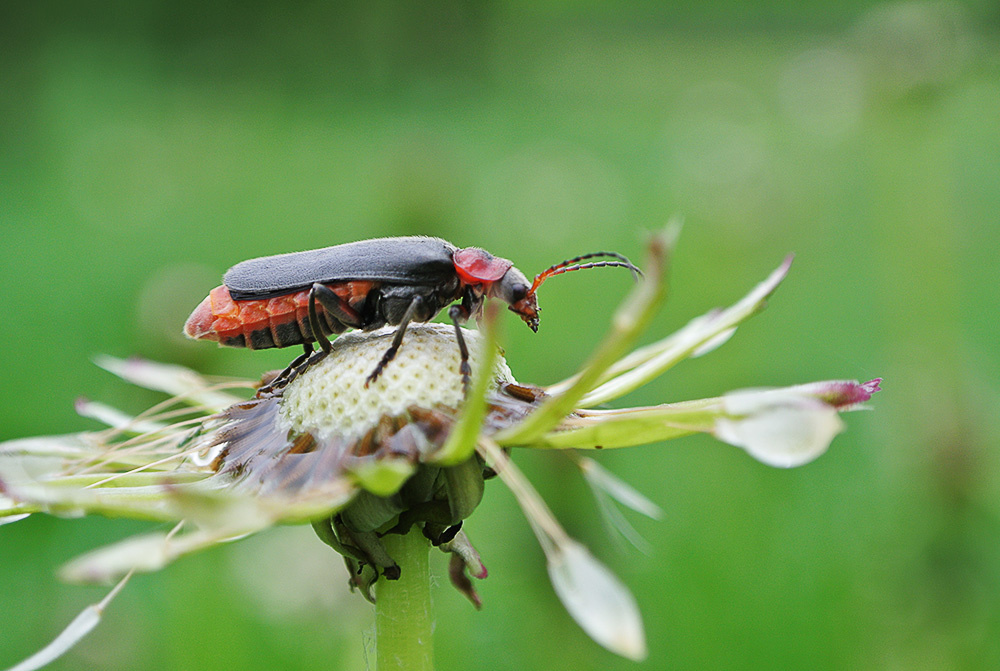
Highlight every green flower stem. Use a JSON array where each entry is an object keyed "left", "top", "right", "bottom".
[{"left": 376, "top": 528, "right": 434, "bottom": 671}]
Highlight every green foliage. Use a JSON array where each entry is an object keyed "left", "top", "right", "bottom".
[{"left": 2, "top": 1, "right": 998, "bottom": 669}]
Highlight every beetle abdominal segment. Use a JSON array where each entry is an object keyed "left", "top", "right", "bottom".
[{"left": 184, "top": 282, "right": 376, "bottom": 349}]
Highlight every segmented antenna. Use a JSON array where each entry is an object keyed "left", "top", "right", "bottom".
[{"left": 530, "top": 251, "right": 643, "bottom": 294}]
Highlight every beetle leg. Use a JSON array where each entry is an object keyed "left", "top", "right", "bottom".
[
  {"left": 448, "top": 304, "right": 472, "bottom": 395},
  {"left": 366, "top": 295, "right": 423, "bottom": 387},
  {"left": 308, "top": 286, "right": 333, "bottom": 354},
  {"left": 312, "top": 283, "right": 363, "bottom": 329},
  {"left": 258, "top": 345, "right": 314, "bottom": 394},
  {"left": 307, "top": 283, "right": 357, "bottom": 353},
  {"left": 265, "top": 347, "right": 331, "bottom": 394}
]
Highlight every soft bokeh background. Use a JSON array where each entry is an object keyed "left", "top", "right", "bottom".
[{"left": 2, "top": 1, "right": 998, "bottom": 669}]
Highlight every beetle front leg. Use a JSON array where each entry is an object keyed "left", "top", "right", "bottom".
[{"left": 366, "top": 295, "right": 424, "bottom": 387}]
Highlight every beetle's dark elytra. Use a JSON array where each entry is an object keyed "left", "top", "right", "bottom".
[{"left": 224, "top": 236, "right": 459, "bottom": 300}]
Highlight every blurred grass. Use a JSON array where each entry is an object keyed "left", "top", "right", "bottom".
[{"left": 2, "top": 1, "right": 999, "bottom": 670}]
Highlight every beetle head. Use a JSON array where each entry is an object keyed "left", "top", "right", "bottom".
[
  {"left": 453, "top": 247, "right": 538, "bottom": 331},
  {"left": 453, "top": 247, "right": 641, "bottom": 334},
  {"left": 496, "top": 266, "right": 539, "bottom": 332}
]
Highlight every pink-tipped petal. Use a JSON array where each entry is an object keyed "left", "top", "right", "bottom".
[{"left": 793, "top": 378, "right": 883, "bottom": 409}]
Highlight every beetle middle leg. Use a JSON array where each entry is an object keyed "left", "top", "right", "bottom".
[{"left": 366, "top": 295, "right": 424, "bottom": 387}]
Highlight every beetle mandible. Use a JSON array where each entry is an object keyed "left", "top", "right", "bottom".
[{"left": 184, "top": 236, "right": 640, "bottom": 387}]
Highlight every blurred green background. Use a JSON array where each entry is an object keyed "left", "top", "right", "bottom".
[{"left": 2, "top": 1, "right": 999, "bottom": 669}]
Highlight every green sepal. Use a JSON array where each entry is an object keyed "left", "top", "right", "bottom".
[
  {"left": 443, "top": 457, "right": 485, "bottom": 522},
  {"left": 340, "top": 489, "right": 406, "bottom": 533},
  {"left": 347, "top": 458, "right": 416, "bottom": 497}
]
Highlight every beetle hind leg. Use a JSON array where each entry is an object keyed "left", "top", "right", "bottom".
[
  {"left": 312, "top": 284, "right": 364, "bottom": 329},
  {"left": 258, "top": 343, "right": 335, "bottom": 395},
  {"left": 307, "top": 283, "right": 361, "bottom": 354}
]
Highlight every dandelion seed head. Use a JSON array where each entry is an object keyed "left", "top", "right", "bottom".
[{"left": 279, "top": 324, "right": 513, "bottom": 440}]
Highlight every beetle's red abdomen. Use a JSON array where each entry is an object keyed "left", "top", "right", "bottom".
[{"left": 184, "top": 282, "right": 375, "bottom": 349}]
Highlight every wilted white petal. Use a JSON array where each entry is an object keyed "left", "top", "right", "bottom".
[
  {"left": 478, "top": 439, "right": 648, "bottom": 658},
  {"left": 59, "top": 532, "right": 181, "bottom": 583},
  {"left": 691, "top": 326, "right": 736, "bottom": 357},
  {"left": 589, "top": 486, "right": 653, "bottom": 554},
  {"left": 4, "top": 571, "right": 131, "bottom": 671},
  {"left": 59, "top": 526, "right": 258, "bottom": 584},
  {"left": 4, "top": 604, "right": 101, "bottom": 671},
  {"left": 0, "top": 436, "right": 98, "bottom": 493},
  {"left": 547, "top": 539, "right": 647, "bottom": 661},
  {"left": 94, "top": 355, "right": 243, "bottom": 411},
  {"left": 575, "top": 256, "right": 794, "bottom": 408},
  {"left": 579, "top": 457, "right": 662, "bottom": 519},
  {"left": 74, "top": 398, "right": 167, "bottom": 433},
  {"left": 0, "top": 434, "right": 100, "bottom": 461},
  {"left": 715, "top": 390, "right": 844, "bottom": 468}
]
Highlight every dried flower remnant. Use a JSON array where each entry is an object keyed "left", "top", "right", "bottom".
[{"left": 0, "top": 227, "right": 880, "bottom": 669}]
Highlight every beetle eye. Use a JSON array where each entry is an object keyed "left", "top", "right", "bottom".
[{"left": 510, "top": 283, "right": 528, "bottom": 303}]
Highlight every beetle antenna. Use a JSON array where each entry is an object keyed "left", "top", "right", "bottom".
[
  {"left": 530, "top": 255, "right": 642, "bottom": 294},
  {"left": 538, "top": 251, "right": 636, "bottom": 276}
]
